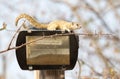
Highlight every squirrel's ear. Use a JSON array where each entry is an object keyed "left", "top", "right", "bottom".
[{"left": 72, "top": 22, "right": 74, "bottom": 25}]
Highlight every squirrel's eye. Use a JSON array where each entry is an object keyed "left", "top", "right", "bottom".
[
  {"left": 72, "top": 22, "right": 74, "bottom": 25},
  {"left": 76, "top": 24, "right": 79, "bottom": 26}
]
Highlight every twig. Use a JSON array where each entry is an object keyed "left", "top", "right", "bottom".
[
  {"left": 7, "top": 21, "right": 25, "bottom": 49},
  {"left": 91, "top": 39, "right": 110, "bottom": 68},
  {"left": 103, "top": 4, "right": 120, "bottom": 16},
  {"left": 108, "top": 0, "right": 120, "bottom": 25},
  {"left": 0, "top": 32, "right": 113, "bottom": 54},
  {"left": 106, "top": 57, "right": 120, "bottom": 72},
  {"left": 0, "top": 22, "right": 7, "bottom": 31},
  {"left": 91, "top": 39, "right": 120, "bottom": 72},
  {"left": 78, "top": 59, "right": 82, "bottom": 79},
  {"left": 0, "top": 33, "right": 70, "bottom": 54},
  {"left": 82, "top": 0, "right": 113, "bottom": 33},
  {"left": 79, "top": 59, "right": 102, "bottom": 76},
  {"left": 62, "top": 0, "right": 120, "bottom": 41},
  {"left": 60, "top": 0, "right": 85, "bottom": 25}
]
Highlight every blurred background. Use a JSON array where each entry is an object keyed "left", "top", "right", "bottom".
[{"left": 0, "top": 0, "right": 120, "bottom": 79}]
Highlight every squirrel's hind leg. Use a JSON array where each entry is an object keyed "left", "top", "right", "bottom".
[
  {"left": 47, "top": 25, "right": 57, "bottom": 31},
  {"left": 61, "top": 26, "right": 71, "bottom": 32}
]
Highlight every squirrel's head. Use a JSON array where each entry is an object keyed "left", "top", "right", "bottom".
[{"left": 71, "top": 22, "right": 81, "bottom": 29}]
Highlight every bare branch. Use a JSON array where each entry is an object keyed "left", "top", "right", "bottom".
[
  {"left": 7, "top": 21, "right": 25, "bottom": 49},
  {"left": 0, "top": 31, "right": 112, "bottom": 54},
  {"left": 79, "top": 59, "right": 102, "bottom": 76},
  {"left": 0, "top": 22, "right": 7, "bottom": 31},
  {"left": 82, "top": 0, "right": 113, "bottom": 33},
  {"left": 77, "top": 59, "right": 82, "bottom": 79}
]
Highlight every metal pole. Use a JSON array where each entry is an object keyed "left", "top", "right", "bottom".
[
  {"left": 35, "top": 70, "right": 65, "bottom": 79},
  {"left": 34, "top": 70, "right": 40, "bottom": 79}
]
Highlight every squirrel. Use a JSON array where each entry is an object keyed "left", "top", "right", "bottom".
[{"left": 15, "top": 13, "right": 81, "bottom": 32}]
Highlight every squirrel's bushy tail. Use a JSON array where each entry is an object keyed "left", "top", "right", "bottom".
[{"left": 15, "top": 13, "right": 47, "bottom": 28}]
